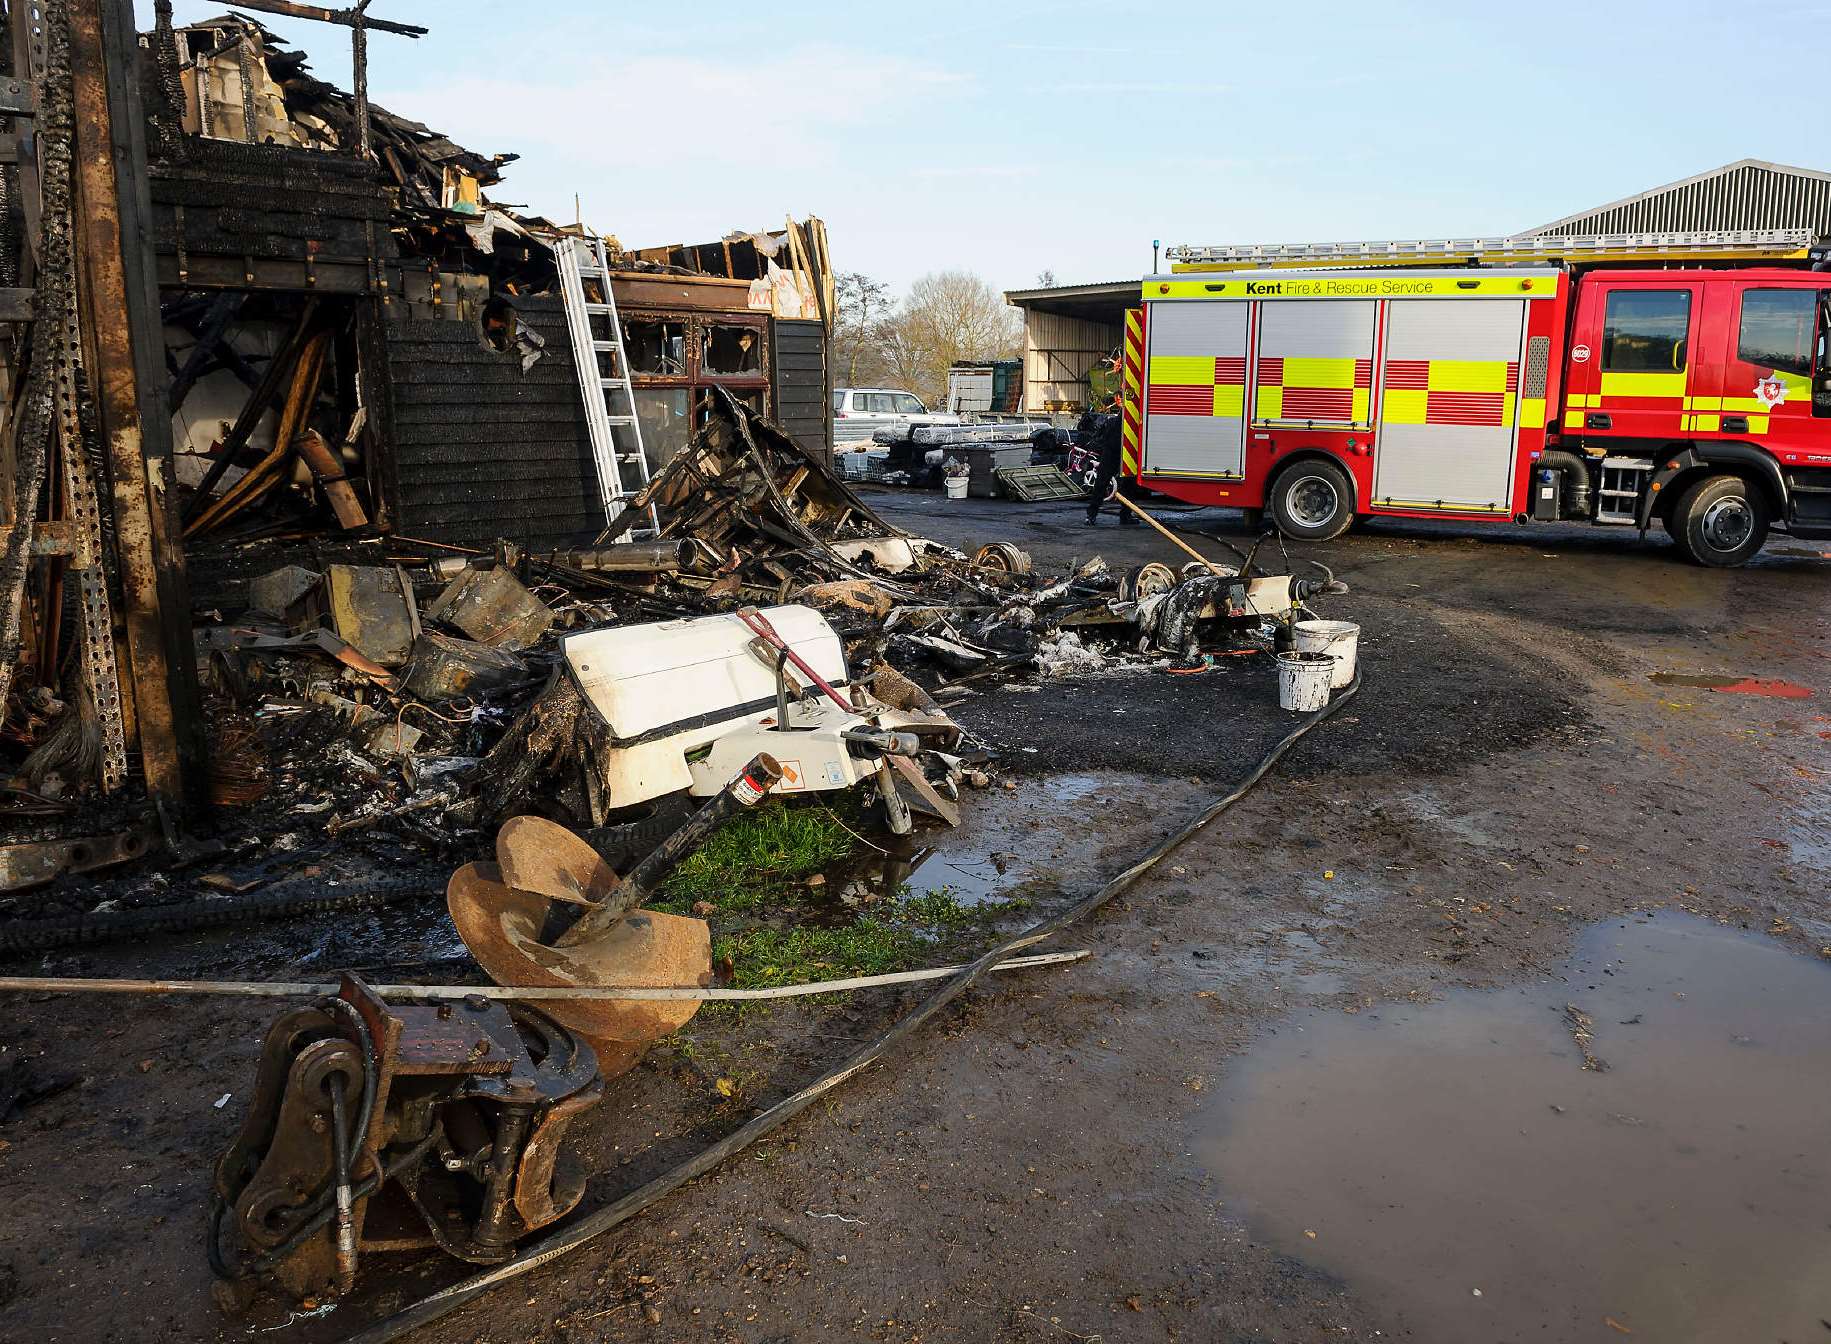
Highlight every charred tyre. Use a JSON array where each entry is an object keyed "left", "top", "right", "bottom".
[
  {"left": 1268, "top": 459, "right": 1355, "bottom": 541},
  {"left": 1667, "top": 472, "right": 1770, "bottom": 567}
]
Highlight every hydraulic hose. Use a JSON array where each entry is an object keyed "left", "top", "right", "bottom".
[
  {"left": 343, "top": 672, "right": 1364, "bottom": 1344},
  {"left": 319, "top": 996, "right": 374, "bottom": 1297},
  {"left": 211, "top": 1132, "right": 444, "bottom": 1282}
]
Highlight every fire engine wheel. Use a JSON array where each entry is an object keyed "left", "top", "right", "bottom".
[
  {"left": 1669, "top": 473, "right": 1769, "bottom": 568},
  {"left": 1269, "top": 461, "right": 1355, "bottom": 542}
]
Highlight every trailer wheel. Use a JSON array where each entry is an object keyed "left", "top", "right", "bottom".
[
  {"left": 1669, "top": 473, "right": 1769, "bottom": 567},
  {"left": 1268, "top": 460, "right": 1355, "bottom": 541}
]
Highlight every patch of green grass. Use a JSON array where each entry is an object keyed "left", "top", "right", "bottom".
[
  {"left": 889, "top": 885, "right": 983, "bottom": 930},
  {"left": 712, "top": 922, "right": 923, "bottom": 990},
  {"left": 708, "top": 887, "right": 1040, "bottom": 996},
  {"left": 657, "top": 800, "right": 856, "bottom": 911},
  {"left": 886, "top": 884, "right": 1035, "bottom": 930}
]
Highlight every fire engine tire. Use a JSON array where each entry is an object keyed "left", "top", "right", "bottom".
[
  {"left": 1669, "top": 473, "right": 1770, "bottom": 567},
  {"left": 1268, "top": 460, "right": 1355, "bottom": 542}
]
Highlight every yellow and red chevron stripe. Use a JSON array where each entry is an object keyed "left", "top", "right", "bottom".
[{"left": 1121, "top": 309, "right": 1142, "bottom": 473}]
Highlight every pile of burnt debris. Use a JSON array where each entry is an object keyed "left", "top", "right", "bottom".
[
  {"left": 0, "top": 394, "right": 1355, "bottom": 1325},
  {"left": 0, "top": 391, "right": 1343, "bottom": 929}
]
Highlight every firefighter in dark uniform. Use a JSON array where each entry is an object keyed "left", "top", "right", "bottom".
[{"left": 1084, "top": 396, "right": 1137, "bottom": 526}]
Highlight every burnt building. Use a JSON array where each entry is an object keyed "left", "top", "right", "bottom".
[
  {"left": 0, "top": 0, "right": 835, "bottom": 814},
  {"left": 147, "top": 13, "right": 835, "bottom": 552}
]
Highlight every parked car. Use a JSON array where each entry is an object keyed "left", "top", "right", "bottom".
[{"left": 832, "top": 388, "right": 959, "bottom": 443}]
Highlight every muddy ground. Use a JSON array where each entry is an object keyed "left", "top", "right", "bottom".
[{"left": 1, "top": 492, "right": 1827, "bottom": 1343}]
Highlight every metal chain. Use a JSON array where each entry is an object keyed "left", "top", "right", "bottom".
[{"left": 0, "top": 0, "right": 69, "bottom": 716}]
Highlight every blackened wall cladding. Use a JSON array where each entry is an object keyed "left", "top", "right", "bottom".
[
  {"left": 149, "top": 138, "right": 391, "bottom": 264},
  {"left": 771, "top": 319, "right": 828, "bottom": 452},
  {"left": 380, "top": 297, "right": 606, "bottom": 552}
]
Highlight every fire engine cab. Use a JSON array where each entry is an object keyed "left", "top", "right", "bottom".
[{"left": 1122, "top": 229, "right": 1831, "bottom": 566}]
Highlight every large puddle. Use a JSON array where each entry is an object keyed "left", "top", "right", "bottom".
[{"left": 1196, "top": 913, "right": 1831, "bottom": 1342}]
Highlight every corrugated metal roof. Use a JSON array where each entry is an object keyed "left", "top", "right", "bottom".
[
  {"left": 1524, "top": 160, "right": 1831, "bottom": 240},
  {"left": 1004, "top": 280, "right": 1137, "bottom": 305}
]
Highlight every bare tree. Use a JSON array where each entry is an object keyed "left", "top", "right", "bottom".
[
  {"left": 875, "top": 270, "right": 1022, "bottom": 406},
  {"left": 833, "top": 271, "right": 891, "bottom": 386},
  {"left": 1035, "top": 268, "right": 1056, "bottom": 288}
]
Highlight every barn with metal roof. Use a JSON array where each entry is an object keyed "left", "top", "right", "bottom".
[{"left": 1522, "top": 159, "right": 1831, "bottom": 239}]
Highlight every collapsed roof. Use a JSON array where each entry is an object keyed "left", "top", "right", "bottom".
[{"left": 152, "top": 13, "right": 514, "bottom": 226}]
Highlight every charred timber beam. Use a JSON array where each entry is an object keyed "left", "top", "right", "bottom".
[
  {"left": 221, "top": 0, "right": 427, "bottom": 37},
  {"left": 69, "top": 0, "right": 204, "bottom": 817},
  {"left": 152, "top": 253, "right": 389, "bottom": 294}
]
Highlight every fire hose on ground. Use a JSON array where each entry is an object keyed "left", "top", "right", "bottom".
[{"left": 340, "top": 669, "right": 1364, "bottom": 1344}]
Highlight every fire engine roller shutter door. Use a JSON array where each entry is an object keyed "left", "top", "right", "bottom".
[
  {"left": 1374, "top": 299, "right": 1526, "bottom": 511},
  {"left": 1256, "top": 300, "right": 1375, "bottom": 424},
  {"left": 1143, "top": 300, "right": 1249, "bottom": 476}
]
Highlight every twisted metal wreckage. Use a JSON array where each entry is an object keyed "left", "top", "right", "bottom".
[{"left": 0, "top": 0, "right": 1358, "bottom": 1328}]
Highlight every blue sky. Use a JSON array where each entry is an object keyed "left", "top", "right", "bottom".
[{"left": 139, "top": 1, "right": 1827, "bottom": 296}]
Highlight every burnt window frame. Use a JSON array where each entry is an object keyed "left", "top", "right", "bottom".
[
  {"left": 618, "top": 307, "right": 772, "bottom": 439},
  {"left": 697, "top": 320, "right": 767, "bottom": 379},
  {"left": 621, "top": 317, "right": 690, "bottom": 379}
]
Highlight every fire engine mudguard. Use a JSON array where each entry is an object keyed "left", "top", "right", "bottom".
[{"left": 1638, "top": 444, "right": 1789, "bottom": 530}]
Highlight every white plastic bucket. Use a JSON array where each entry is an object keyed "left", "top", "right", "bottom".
[
  {"left": 944, "top": 476, "right": 969, "bottom": 500},
  {"left": 1294, "top": 619, "right": 1360, "bottom": 689},
  {"left": 1276, "top": 650, "right": 1334, "bottom": 712}
]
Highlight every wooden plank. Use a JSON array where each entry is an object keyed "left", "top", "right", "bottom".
[{"left": 153, "top": 251, "right": 376, "bottom": 293}]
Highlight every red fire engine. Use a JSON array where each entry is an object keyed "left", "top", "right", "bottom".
[{"left": 1121, "top": 229, "right": 1831, "bottom": 565}]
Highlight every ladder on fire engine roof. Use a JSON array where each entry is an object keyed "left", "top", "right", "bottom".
[
  {"left": 553, "top": 233, "right": 659, "bottom": 538},
  {"left": 1167, "top": 227, "right": 1822, "bottom": 271}
]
